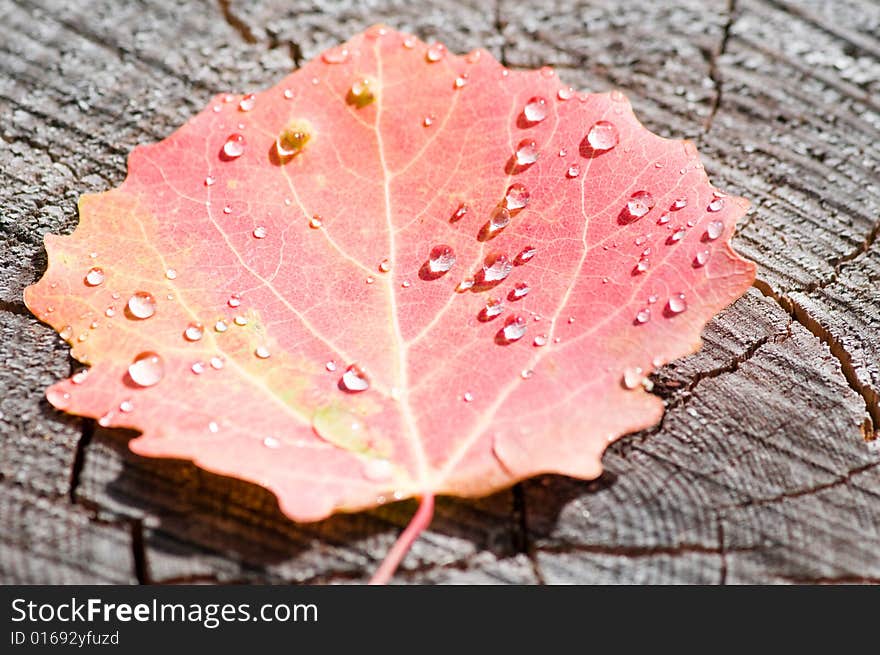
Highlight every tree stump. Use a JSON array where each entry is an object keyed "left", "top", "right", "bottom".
[{"left": 1, "top": 0, "right": 878, "bottom": 583}]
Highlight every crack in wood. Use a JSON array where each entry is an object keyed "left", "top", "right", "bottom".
[
  {"left": 216, "top": 0, "right": 258, "bottom": 44},
  {"left": 511, "top": 483, "right": 546, "bottom": 584},
  {"left": 703, "top": 0, "right": 737, "bottom": 134}
]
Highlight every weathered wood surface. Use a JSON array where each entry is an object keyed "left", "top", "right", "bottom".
[{"left": 1, "top": 0, "right": 878, "bottom": 584}]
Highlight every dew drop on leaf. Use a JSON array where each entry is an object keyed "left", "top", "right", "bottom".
[
  {"left": 587, "top": 120, "right": 619, "bottom": 151},
  {"left": 238, "top": 93, "right": 256, "bottom": 111},
  {"left": 621, "top": 367, "right": 644, "bottom": 390},
  {"left": 515, "top": 246, "right": 536, "bottom": 265},
  {"left": 378, "top": 258, "right": 391, "bottom": 273},
  {"left": 128, "top": 352, "right": 164, "bottom": 387},
  {"left": 635, "top": 308, "right": 651, "bottom": 324},
  {"left": 451, "top": 202, "right": 468, "bottom": 222},
  {"left": 214, "top": 320, "right": 228, "bottom": 333},
  {"left": 523, "top": 96, "right": 548, "bottom": 122},
  {"left": 520, "top": 369, "right": 534, "bottom": 379},
  {"left": 84, "top": 267, "right": 105, "bottom": 286},
  {"left": 119, "top": 399, "right": 134, "bottom": 413},
  {"left": 566, "top": 164, "right": 580, "bottom": 178},
  {"left": 349, "top": 78, "right": 375, "bottom": 106},
  {"left": 509, "top": 282, "right": 530, "bottom": 300},
  {"left": 253, "top": 226, "right": 267, "bottom": 239},
  {"left": 453, "top": 75, "right": 467, "bottom": 89},
  {"left": 71, "top": 368, "right": 89, "bottom": 384},
  {"left": 667, "top": 293, "right": 688, "bottom": 315},
  {"left": 227, "top": 294, "right": 241, "bottom": 308},
  {"left": 322, "top": 46, "right": 350, "bottom": 64},
  {"left": 341, "top": 364, "right": 370, "bottom": 392},
  {"left": 557, "top": 86, "right": 574, "bottom": 101},
  {"left": 255, "top": 346, "right": 271, "bottom": 359},
  {"left": 325, "top": 361, "right": 337, "bottom": 372},
  {"left": 222, "top": 134, "right": 246, "bottom": 159},
  {"left": 706, "top": 220, "right": 723, "bottom": 240},
  {"left": 425, "top": 42, "right": 446, "bottom": 62},
  {"left": 694, "top": 250, "right": 710, "bottom": 267},
  {"left": 657, "top": 213, "right": 670, "bottom": 225},
  {"left": 184, "top": 322, "right": 204, "bottom": 341},
  {"left": 59, "top": 325, "right": 73, "bottom": 340},
  {"left": 427, "top": 245, "right": 456, "bottom": 274},
  {"left": 515, "top": 139, "right": 538, "bottom": 166},
  {"left": 488, "top": 207, "right": 510, "bottom": 234},
  {"left": 422, "top": 115, "right": 434, "bottom": 127},
  {"left": 234, "top": 315, "right": 248, "bottom": 326},
  {"left": 707, "top": 198, "right": 724, "bottom": 212},
  {"left": 127, "top": 292, "right": 156, "bottom": 319},
  {"left": 626, "top": 191, "right": 655, "bottom": 219},
  {"left": 276, "top": 121, "right": 311, "bottom": 158},
  {"left": 671, "top": 197, "right": 687, "bottom": 210},
  {"left": 505, "top": 183, "right": 530, "bottom": 211},
  {"left": 668, "top": 228, "right": 686, "bottom": 244},
  {"left": 191, "top": 361, "right": 205, "bottom": 375},
  {"left": 165, "top": 268, "right": 177, "bottom": 280},
  {"left": 210, "top": 356, "right": 225, "bottom": 370},
  {"left": 480, "top": 297, "right": 504, "bottom": 320},
  {"left": 462, "top": 391, "right": 473, "bottom": 402},
  {"left": 533, "top": 334, "right": 547, "bottom": 347},
  {"left": 47, "top": 388, "right": 71, "bottom": 409},
  {"left": 309, "top": 215, "right": 323, "bottom": 229},
  {"left": 501, "top": 314, "right": 527, "bottom": 342},
  {"left": 263, "top": 436, "right": 281, "bottom": 449},
  {"left": 481, "top": 252, "right": 513, "bottom": 283},
  {"left": 456, "top": 278, "right": 474, "bottom": 293}
]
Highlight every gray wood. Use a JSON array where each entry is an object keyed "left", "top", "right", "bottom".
[{"left": 1, "top": 0, "right": 878, "bottom": 584}]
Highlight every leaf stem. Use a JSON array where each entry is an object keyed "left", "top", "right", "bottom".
[{"left": 369, "top": 493, "right": 435, "bottom": 585}]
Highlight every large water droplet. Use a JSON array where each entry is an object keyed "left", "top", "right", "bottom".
[
  {"left": 557, "top": 86, "right": 574, "bottom": 101},
  {"left": 128, "top": 352, "right": 164, "bottom": 387},
  {"left": 501, "top": 314, "right": 527, "bottom": 342},
  {"left": 127, "top": 292, "right": 156, "bottom": 319},
  {"left": 322, "top": 46, "right": 350, "bottom": 64},
  {"left": 238, "top": 93, "right": 256, "bottom": 112},
  {"left": 184, "top": 322, "right": 204, "bottom": 341},
  {"left": 85, "top": 267, "right": 105, "bottom": 286},
  {"left": 481, "top": 253, "right": 513, "bottom": 283},
  {"left": 349, "top": 78, "right": 376, "bottom": 106},
  {"left": 515, "top": 246, "right": 536, "bottom": 265},
  {"left": 222, "top": 134, "right": 245, "bottom": 159},
  {"left": 427, "top": 245, "right": 456, "bottom": 274},
  {"left": 515, "top": 139, "right": 538, "bottom": 166},
  {"left": 706, "top": 220, "right": 723, "bottom": 240},
  {"left": 425, "top": 42, "right": 446, "bottom": 62},
  {"left": 626, "top": 191, "right": 655, "bottom": 220},
  {"left": 488, "top": 207, "right": 510, "bottom": 234},
  {"left": 533, "top": 334, "right": 547, "bottom": 347},
  {"left": 255, "top": 346, "right": 271, "bottom": 359},
  {"left": 667, "top": 293, "right": 688, "bottom": 315},
  {"left": 341, "top": 364, "right": 370, "bottom": 392},
  {"left": 587, "top": 121, "right": 619, "bottom": 151},
  {"left": 276, "top": 122, "right": 312, "bottom": 158},
  {"left": 523, "top": 96, "right": 548, "bottom": 122},
  {"left": 505, "top": 183, "right": 530, "bottom": 211}
]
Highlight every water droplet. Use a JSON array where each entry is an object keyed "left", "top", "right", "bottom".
[
  {"left": 322, "top": 46, "right": 350, "bottom": 64},
  {"left": 694, "top": 250, "right": 710, "bottom": 267},
  {"left": 566, "top": 164, "right": 580, "bottom": 178},
  {"left": 84, "top": 267, "right": 105, "bottom": 286},
  {"left": 71, "top": 368, "right": 89, "bottom": 384},
  {"left": 223, "top": 205, "right": 232, "bottom": 215},
  {"left": 378, "top": 258, "right": 391, "bottom": 273},
  {"left": 520, "top": 369, "right": 534, "bottom": 379},
  {"left": 349, "top": 78, "right": 375, "bottom": 106},
  {"left": 184, "top": 322, "right": 204, "bottom": 341},
  {"left": 481, "top": 253, "right": 513, "bottom": 283},
  {"left": 626, "top": 191, "right": 655, "bottom": 219},
  {"left": 325, "top": 361, "right": 337, "bottom": 372},
  {"left": 707, "top": 198, "right": 724, "bottom": 212},
  {"left": 505, "top": 183, "right": 530, "bottom": 211},
  {"left": 509, "top": 282, "right": 530, "bottom": 300},
  {"left": 47, "top": 388, "right": 71, "bottom": 409},
  {"left": 222, "top": 134, "right": 245, "bottom": 159},
  {"left": 540, "top": 66, "right": 554, "bottom": 78},
  {"left": 309, "top": 215, "right": 323, "bottom": 229},
  {"left": 210, "top": 356, "right": 225, "bottom": 370},
  {"left": 214, "top": 320, "right": 228, "bottom": 333},
  {"left": 648, "top": 294, "right": 658, "bottom": 304},
  {"left": 422, "top": 114, "right": 435, "bottom": 127},
  {"left": 263, "top": 436, "right": 280, "bottom": 449},
  {"left": 634, "top": 258, "right": 649, "bottom": 274},
  {"left": 227, "top": 294, "right": 241, "bottom": 308},
  {"left": 191, "top": 361, "right": 205, "bottom": 374},
  {"left": 365, "top": 276, "right": 375, "bottom": 284},
  {"left": 128, "top": 352, "right": 164, "bottom": 387},
  {"left": 622, "top": 367, "right": 643, "bottom": 390},
  {"left": 515, "top": 139, "right": 538, "bottom": 166},
  {"left": 706, "top": 220, "right": 723, "bottom": 240},
  {"left": 276, "top": 121, "right": 311, "bottom": 157},
  {"left": 462, "top": 391, "right": 473, "bottom": 402},
  {"left": 127, "top": 292, "right": 156, "bottom": 319},
  {"left": 557, "top": 86, "right": 574, "bottom": 101},
  {"left": 515, "top": 246, "right": 536, "bottom": 265},
  {"left": 465, "top": 49, "right": 481, "bottom": 63},
  {"left": 488, "top": 207, "right": 510, "bottom": 234},
  {"left": 456, "top": 278, "right": 474, "bottom": 293},
  {"left": 587, "top": 121, "right": 619, "bottom": 151},
  {"left": 105, "top": 304, "right": 117, "bottom": 318},
  {"left": 362, "top": 457, "right": 392, "bottom": 481},
  {"left": 428, "top": 245, "right": 456, "bottom": 274},
  {"left": 233, "top": 315, "right": 248, "bottom": 326},
  {"left": 341, "top": 364, "right": 369, "bottom": 392},
  {"left": 98, "top": 411, "right": 113, "bottom": 427},
  {"left": 253, "top": 226, "right": 267, "bottom": 239},
  {"left": 453, "top": 75, "right": 467, "bottom": 89},
  {"left": 162, "top": 267, "right": 177, "bottom": 281},
  {"left": 255, "top": 346, "right": 271, "bottom": 359},
  {"left": 523, "top": 96, "right": 548, "bottom": 122},
  {"left": 533, "top": 334, "right": 547, "bottom": 347},
  {"left": 119, "top": 399, "right": 134, "bottom": 413},
  {"left": 667, "top": 293, "right": 687, "bottom": 315},
  {"left": 481, "top": 297, "right": 504, "bottom": 320},
  {"left": 501, "top": 314, "right": 527, "bottom": 342},
  {"left": 451, "top": 202, "right": 468, "bottom": 222},
  {"left": 283, "top": 88, "right": 294, "bottom": 99},
  {"left": 568, "top": 317, "right": 575, "bottom": 324},
  {"left": 671, "top": 197, "right": 687, "bottom": 210},
  {"left": 425, "top": 42, "right": 446, "bottom": 62},
  {"left": 668, "top": 228, "right": 686, "bottom": 244},
  {"left": 238, "top": 93, "right": 256, "bottom": 111},
  {"left": 403, "top": 35, "right": 417, "bottom": 49},
  {"left": 208, "top": 421, "right": 219, "bottom": 433},
  {"left": 401, "top": 280, "right": 412, "bottom": 288},
  {"left": 635, "top": 307, "right": 651, "bottom": 324}
]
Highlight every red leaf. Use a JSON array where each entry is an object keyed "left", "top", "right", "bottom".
[{"left": 24, "top": 27, "right": 754, "bottom": 581}]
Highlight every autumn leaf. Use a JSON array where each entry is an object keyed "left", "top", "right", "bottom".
[{"left": 24, "top": 26, "right": 755, "bottom": 583}]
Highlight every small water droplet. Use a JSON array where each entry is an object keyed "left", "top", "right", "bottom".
[
  {"left": 523, "top": 96, "right": 548, "bottom": 122},
  {"left": 706, "top": 220, "right": 723, "bottom": 240},
  {"left": 233, "top": 315, "right": 248, "bottom": 326},
  {"left": 84, "top": 267, "right": 105, "bottom": 286},
  {"left": 341, "top": 364, "right": 369, "bottom": 392},
  {"left": 626, "top": 191, "right": 655, "bottom": 219},
  {"left": 481, "top": 297, "right": 504, "bottom": 320},
  {"left": 184, "top": 322, "right": 204, "bottom": 341},
  {"left": 568, "top": 316, "right": 575, "bottom": 324},
  {"left": 127, "top": 292, "right": 156, "bottom": 319},
  {"left": 481, "top": 253, "right": 513, "bottom": 283},
  {"left": 255, "top": 346, "right": 271, "bottom": 359},
  {"left": 694, "top": 250, "right": 710, "bottom": 267},
  {"left": 533, "top": 334, "right": 547, "bottom": 347},
  {"left": 223, "top": 205, "right": 232, "bottom": 215},
  {"left": 566, "top": 163, "right": 580, "bottom": 178},
  {"left": 325, "top": 361, "right": 337, "bottom": 372},
  {"left": 465, "top": 49, "right": 481, "bottom": 63},
  {"left": 453, "top": 75, "right": 467, "bottom": 89},
  {"left": 403, "top": 35, "right": 417, "bottom": 49},
  {"left": 657, "top": 213, "right": 670, "bottom": 225},
  {"left": 283, "top": 88, "right": 294, "bottom": 99},
  {"left": 634, "top": 258, "right": 649, "bottom": 274},
  {"left": 309, "top": 215, "right": 323, "bottom": 229},
  {"left": 322, "top": 46, "right": 350, "bottom": 64},
  {"left": 227, "top": 294, "right": 241, "bottom": 308},
  {"left": 557, "top": 86, "right": 574, "bottom": 101},
  {"left": 214, "top": 320, "right": 228, "bottom": 333},
  {"left": 501, "top": 314, "right": 527, "bottom": 342},
  {"left": 540, "top": 66, "right": 555, "bottom": 78},
  {"left": 105, "top": 306, "right": 116, "bottom": 317},
  {"left": 671, "top": 197, "right": 687, "bottom": 210},
  {"left": 636, "top": 308, "right": 651, "bottom": 324},
  {"left": 422, "top": 114, "right": 434, "bottom": 127},
  {"left": 71, "top": 368, "right": 89, "bottom": 384},
  {"left": 208, "top": 421, "right": 219, "bottom": 433},
  {"left": 47, "top": 388, "right": 72, "bottom": 409},
  {"left": 515, "top": 246, "right": 536, "bottom": 265},
  {"left": 361, "top": 457, "right": 392, "bottom": 481},
  {"left": 668, "top": 228, "right": 686, "bottom": 244},
  {"left": 456, "top": 278, "right": 474, "bottom": 293},
  {"left": 622, "top": 366, "right": 643, "bottom": 390},
  {"left": 462, "top": 391, "right": 473, "bottom": 402},
  {"left": 222, "top": 133, "right": 246, "bottom": 159},
  {"left": 238, "top": 93, "right": 256, "bottom": 111},
  {"left": 514, "top": 139, "right": 538, "bottom": 166},
  {"left": 253, "top": 226, "right": 267, "bottom": 239},
  {"left": 401, "top": 280, "right": 412, "bottom": 288},
  {"left": 521, "top": 368, "right": 534, "bottom": 379},
  {"left": 128, "top": 352, "right": 164, "bottom": 387},
  {"left": 365, "top": 276, "right": 375, "bottom": 284},
  {"left": 119, "top": 399, "right": 134, "bottom": 413},
  {"left": 505, "top": 183, "right": 530, "bottom": 211},
  {"left": 648, "top": 294, "right": 658, "bottom": 304},
  {"left": 509, "top": 282, "right": 530, "bottom": 300},
  {"left": 667, "top": 293, "right": 688, "bottom": 315},
  {"left": 488, "top": 207, "right": 510, "bottom": 234},
  {"left": 428, "top": 245, "right": 456, "bottom": 274},
  {"left": 587, "top": 120, "right": 619, "bottom": 151},
  {"left": 191, "top": 361, "right": 205, "bottom": 374},
  {"left": 263, "top": 436, "right": 280, "bottom": 449},
  {"left": 451, "top": 202, "right": 468, "bottom": 222},
  {"left": 276, "top": 121, "right": 311, "bottom": 157},
  {"left": 425, "top": 42, "right": 446, "bottom": 62},
  {"left": 378, "top": 258, "right": 391, "bottom": 273},
  {"left": 210, "top": 356, "right": 225, "bottom": 369},
  {"left": 707, "top": 198, "right": 724, "bottom": 212}
]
